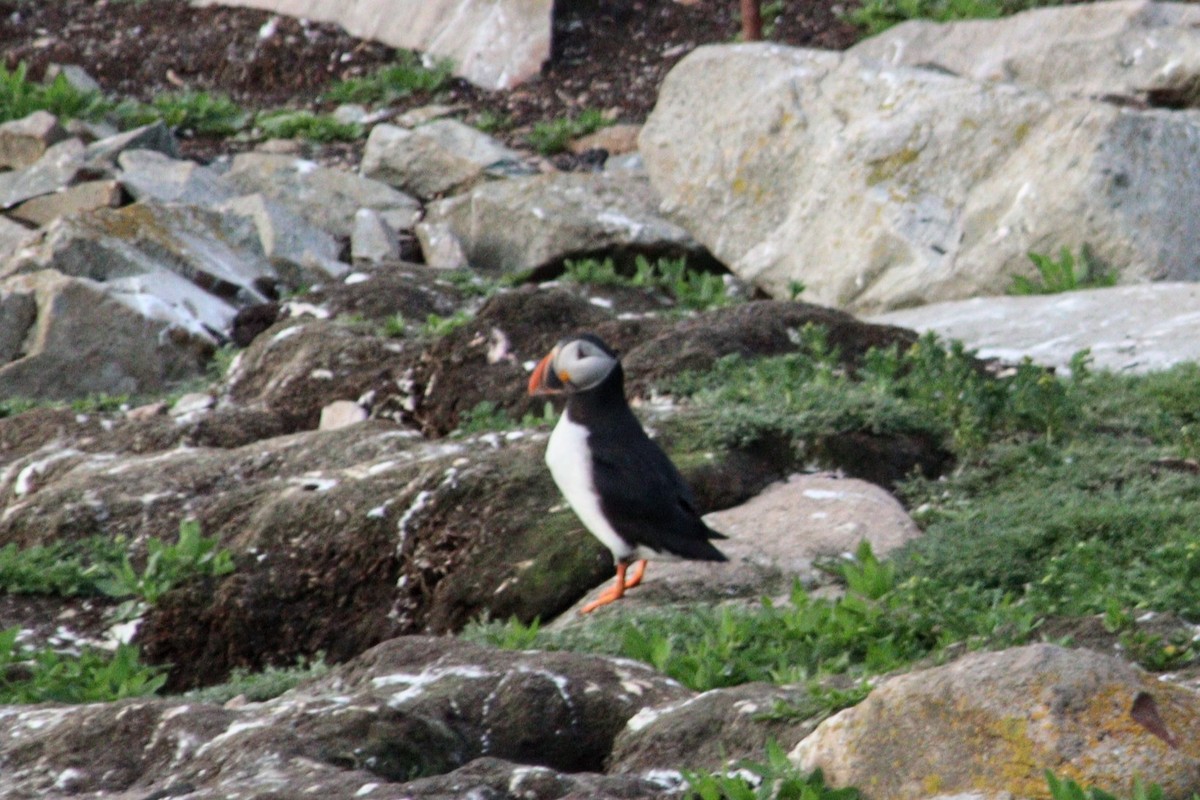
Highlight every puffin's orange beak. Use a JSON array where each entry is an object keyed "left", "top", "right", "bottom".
[{"left": 528, "top": 348, "right": 561, "bottom": 396}]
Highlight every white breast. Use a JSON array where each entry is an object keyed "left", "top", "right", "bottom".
[{"left": 545, "top": 410, "right": 635, "bottom": 562}]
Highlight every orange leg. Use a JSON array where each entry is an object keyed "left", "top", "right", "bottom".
[
  {"left": 625, "top": 559, "right": 647, "bottom": 589},
  {"left": 580, "top": 560, "right": 646, "bottom": 614}
]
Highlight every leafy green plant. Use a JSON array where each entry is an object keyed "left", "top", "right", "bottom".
[
  {"left": 527, "top": 108, "right": 611, "bottom": 155},
  {"left": 185, "top": 653, "right": 330, "bottom": 704},
  {"left": 472, "top": 110, "right": 513, "bottom": 134},
  {"left": 325, "top": 54, "right": 454, "bottom": 105},
  {"left": 1009, "top": 246, "right": 1117, "bottom": 296},
  {"left": 0, "top": 538, "right": 127, "bottom": 596},
  {"left": 684, "top": 742, "right": 860, "bottom": 800},
  {"left": 421, "top": 311, "right": 474, "bottom": 337},
  {"left": 0, "top": 62, "right": 110, "bottom": 123},
  {"left": 379, "top": 313, "right": 407, "bottom": 338},
  {"left": 0, "top": 627, "right": 166, "bottom": 704},
  {"left": 96, "top": 519, "right": 236, "bottom": 612},
  {"left": 563, "top": 255, "right": 737, "bottom": 311},
  {"left": 115, "top": 91, "right": 247, "bottom": 135},
  {"left": 256, "top": 109, "right": 362, "bottom": 142},
  {"left": 1043, "top": 771, "right": 1191, "bottom": 800}
]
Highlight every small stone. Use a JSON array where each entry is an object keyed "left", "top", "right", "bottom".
[
  {"left": 256, "top": 138, "right": 303, "bottom": 155},
  {"left": 569, "top": 123, "right": 642, "bottom": 155},
  {"left": 170, "top": 392, "right": 215, "bottom": 418},
  {"left": 414, "top": 220, "right": 468, "bottom": 270},
  {"left": 0, "top": 110, "right": 68, "bottom": 169},
  {"left": 332, "top": 104, "right": 369, "bottom": 125},
  {"left": 351, "top": 208, "right": 400, "bottom": 263},
  {"left": 9, "top": 179, "right": 124, "bottom": 226},
  {"left": 126, "top": 402, "right": 168, "bottom": 421},
  {"left": 319, "top": 400, "right": 368, "bottom": 430}
]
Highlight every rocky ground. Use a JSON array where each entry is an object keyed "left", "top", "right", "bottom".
[
  {"left": 3, "top": 2, "right": 1200, "bottom": 798},
  {"left": 0, "top": 0, "right": 862, "bottom": 161}
]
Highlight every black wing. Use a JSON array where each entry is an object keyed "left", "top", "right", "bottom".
[{"left": 590, "top": 429, "right": 727, "bottom": 561}]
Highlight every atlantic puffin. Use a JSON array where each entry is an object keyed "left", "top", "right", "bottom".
[{"left": 528, "top": 334, "right": 727, "bottom": 613}]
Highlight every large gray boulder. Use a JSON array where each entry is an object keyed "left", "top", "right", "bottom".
[
  {"left": 791, "top": 644, "right": 1200, "bottom": 799},
  {"left": 417, "top": 172, "right": 710, "bottom": 274},
  {"left": 361, "top": 119, "right": 525, "bottom": 201},
  {"left": 640, "top": 43, "right": 1200, "bottom": 313},
  {"left": 0, "top": 637, "right": 684, "bottom": 799},
  {"left": 220, "top": 152, "right": 421, "bottom": 238},
  {"left": 852, "top": 0, "right": 1200, "bottom": 104},
  {"left": 0, "top": 269, "right": 213, "bottom": 399},
  {"left": 1, "top": 202, "right": 278, "bottom": 339},
  {"left": 191, "top": 0, "right": 553, "bottom": 91},
  {"left": 870, "top": 282, "right": 1200, "bottom": 373}
]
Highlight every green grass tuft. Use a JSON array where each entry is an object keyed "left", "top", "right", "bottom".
[
  {"left": 256, "top": 109, "right": 362, "bottom": 142},
  {"left": 563, "top": 255, "right": 737, "bottom": 311},
  {"left": 1009, "top": 246, "right": 1117, "bottom": 296},
  {"left": 527, "top": 108, "right": 611, "bottom": 155},
  {"left": 0, "top": 627, "right": 166, "bottom": 704},
  {"left": 325, "top": 54, "right": 454, "bottom": 105},
  {"left": 0, "top": 62, "right": 111, "bottom": 124}
]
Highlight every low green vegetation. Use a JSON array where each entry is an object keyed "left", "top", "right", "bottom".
[
  {"left": 527, "top": 108, "right": 611, "bottom": 155},
  {"left": 467, "top": 328, "right": 1200, "bottom": 714},
  {"left": 0, "top": 519, "right": 234, "bottom": 607},
  {"left": 1009, "top": 246, "right": 1117, "bottom": 295},
  {"left": 421, "top": 310, "right": 475, "bottom": 337},
  {"left": 115, "top": 90, "right": 248, "bottom": 136},
  {"left": 256, "top": 109, "right": 362, "bottom": 143},
  {"left": 454, "top": 400, "right": 557, "bottom": 436},
  {"left": 0, "top": 521, "right": 235, "bottom": 705},
  {"left": 324, "top": 54, "right": 454, "bottom": 105},
  {"left": 848, "top": 0, "right": 1063, "bottom": 35},
  {"left": 564, "top": 255, "right": 737, "bottom": 311},
  {"left": 185, "top": 653, "right": 330, "bottom": 704},
  {"left": 1045, "top": 772, "right": 1196, "bottom": 800},
  {"left": 0, "top": 629, "right": 166, "bottom": 704},
  {"left": 0, "top": 62, "right": 110, "bottom": 124}
]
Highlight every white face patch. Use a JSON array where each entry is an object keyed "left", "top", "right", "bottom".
[{"left": 545, "top": 409, "right": 636, "bottom": 562}]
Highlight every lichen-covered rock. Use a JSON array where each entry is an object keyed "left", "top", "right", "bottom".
[
  {"left": 791, "top": 644, "right": 1200, "bottom": 799},
  {"left": 851, "top": 0, "right": 1200, "bottom": 104},
  {"left": 417, "top": 171, "right": 710, "bottom": 274},
  {"left": 611, "top": 682, "right": 821, "bottom": 776},
  {"left": 0, "top": 637, "right": 688, "bottom": 799},
  {"left": 0, "top": 269, "right": 213, "bottom": 399},
  {"left": 641, "top": 42, "right": 1200, "bottom": 313}
]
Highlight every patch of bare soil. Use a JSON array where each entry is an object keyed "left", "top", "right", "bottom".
[{"left": 0, "top": 0, "right": 862, "bottom": 159}]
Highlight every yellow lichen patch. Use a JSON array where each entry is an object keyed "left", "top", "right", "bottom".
[
  {"left": 1013, "top": 122, "right": 1031, "bottom": 145},
  {"left": 921, "top": 772, "right": 943, "bottom": 795},
  {"left": 866, "top": 148, "right": 920, "bottom": 186}
]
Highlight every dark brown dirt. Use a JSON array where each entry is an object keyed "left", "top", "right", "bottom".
[{"left": 0, "top": 0, "right": 863, "bottom": 160}]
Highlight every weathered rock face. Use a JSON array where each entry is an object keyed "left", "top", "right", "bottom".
[
  {"left": 361, "top": 119, "right": 525, "bottom": 201},
  {"left": 191, "top": 0, "right": 554, "bottom": 91},
  {"left": 791, "top": 644, "right": 1200, "bottom": 799},
  {"left": 0, "top": 637, "right": 686, "bottom": 799},
  {"left": 870, "top": 282, "right": 1200, "bottom": 373},
  {"left": 612, "top": 682, "right": 822, "bottom": 775},
  {"left": 640, "top": 41, "right": 1200, "bottom": 312},
  {"left": 417, "top": 171, "right": 712, "bottom": 275},
  {"left": 219, "top": 152, "right": 422, "bottom": 238},
  {"left": 851, "top": 0, "right": 1200, "bottom": 104},
  {"left": 0, "top": 269, "right": 213, "bottom": 399}
]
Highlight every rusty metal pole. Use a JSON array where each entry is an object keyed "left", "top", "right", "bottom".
[{"left": 740, "top": 0, "right": 763, "bottom": 41}]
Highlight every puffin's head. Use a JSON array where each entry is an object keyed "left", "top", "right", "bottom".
[{"left": 528, "top": 334, "right": 619, "bottom": 396}]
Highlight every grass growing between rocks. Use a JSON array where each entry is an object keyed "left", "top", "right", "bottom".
[
  {"left": 564, "top": 255, "right": 738, "bottom": 311},
  {"left": 467, "top": 329, "right": 1200, "bottom": 708},
  {"left": 0, "top": 521, "right": 235, "bottom": 704}
]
